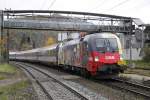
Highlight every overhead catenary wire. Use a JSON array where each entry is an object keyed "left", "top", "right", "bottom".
[
  {"left": 48, "top": 0, "right": 57, "bottom": 10},
  {"left": 102, "top": 0, "right": 130, "bottom": 13},
  {"left": 40, "top": 0, "right": 47, "bottom": 10}
]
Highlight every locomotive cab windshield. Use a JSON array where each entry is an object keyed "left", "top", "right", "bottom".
[{"left": 95, "top": 38, "right": 118, "bottom": 53}]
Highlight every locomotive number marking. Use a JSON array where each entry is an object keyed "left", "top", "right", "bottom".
[{"left": 105, "top": 56, "right": 115, "bottom": 59}]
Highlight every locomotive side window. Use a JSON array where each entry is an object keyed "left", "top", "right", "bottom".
[
  {"left": 82, "top": 41, "right": 89, "bottom": 66},
  {"left": 83, "top": 42, "right": 88, "bottom": 55}
]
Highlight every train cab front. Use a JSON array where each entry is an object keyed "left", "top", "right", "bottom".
[{"left": 87, "top": 34, "right": 126, "bottom": 76}]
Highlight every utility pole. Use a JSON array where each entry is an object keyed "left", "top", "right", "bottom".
[
  {"left": 141, "top": 26, "right": 144, "bottom": 49},
  {"left": 129, "top": 18, "right": 133, "bottom": 67},
  {"left": 6, "top": 11, "right": 9, "bottom": 63}
]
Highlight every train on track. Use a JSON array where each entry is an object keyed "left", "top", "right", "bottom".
[{"left": 10, "top": 32, "right": 126, "bottom": 78}]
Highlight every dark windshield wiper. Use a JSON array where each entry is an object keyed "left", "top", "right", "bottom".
[
  {"left": 111, "top": 48, "right": 119, "bottom": 53},
  {"left": 96, "top": 47, "right": 106, "bottom": 53},
  {"left": 111, "top": 48, "right": 116, "bottom": 52}
]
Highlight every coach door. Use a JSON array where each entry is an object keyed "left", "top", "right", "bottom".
[
  {"left": 58, "top": 43, "right": 64, "bottom": 65},
  {"left": 81, "top": 41, "right": 89, "bottom": 67}
]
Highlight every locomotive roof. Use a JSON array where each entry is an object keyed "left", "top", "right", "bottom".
[
  {"left": 84, "top": 32, "right": 118, "bottom": 40},
  {"left": 39, "top": 44, "right": 57, "bottom": 51},
  {"left": 10, "top": 44, "right": 58, "bottom": 54}
]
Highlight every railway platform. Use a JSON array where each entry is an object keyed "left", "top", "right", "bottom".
[{"left": 120, "top": 73, "right": 150, "bottom": 82}]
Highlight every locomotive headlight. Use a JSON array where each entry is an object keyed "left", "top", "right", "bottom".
[
  {"left": 94, "top": 56, "right": 99, "bottom": 62},
  {"left": 120, "top": 54, "right": 124, "bottom": 60},
  {"left": 118, "top": 54, "right": 126, "bottom": 65}
]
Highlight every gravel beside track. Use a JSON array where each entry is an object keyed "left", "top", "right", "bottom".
[{"left": 64, "top": 81, "right": 107, "bottom": 100}]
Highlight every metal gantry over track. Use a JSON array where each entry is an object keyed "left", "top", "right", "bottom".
[{"left": 0, "top": 10, "right": 133, "bottom": 63}]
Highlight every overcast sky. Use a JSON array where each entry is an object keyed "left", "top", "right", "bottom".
[{"left": 0, "top": 0, "right": 149, "bottom": 23}]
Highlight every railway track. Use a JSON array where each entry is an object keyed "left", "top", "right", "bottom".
[
  {"left": 104, "top": 78, "right": 150, "bottom": 99},
  {"left": 14, "top": 62, "right": 53, "bottom": 100},
  {"left": 13, "top": 62, "right": 89, "bottom": 100},
  {"left": 12, "top": 61, "right": 150, "bottom": 100}
]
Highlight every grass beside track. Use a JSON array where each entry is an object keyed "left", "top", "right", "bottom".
[
  {"left": 0, "top": 80, "right": 31, "bottom": 100},
  {"left": 125, "top": 60, "right": 150, "bottom": 77},
  {"left": 0, "top": 64, "right": 17, "bottom": 74},
  {"left": 126, "top": 60, "right": 150, "bottom": 70},
  {"left": 0, "top": 64, "right": 17, "bottom": 80},
  {"left": 0, "top": 63, "right": 36, "bottom": 100}
]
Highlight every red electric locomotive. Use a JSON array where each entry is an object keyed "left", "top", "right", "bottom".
[{"left": 57, "top": 32, "right": 126, "bottom": 77}]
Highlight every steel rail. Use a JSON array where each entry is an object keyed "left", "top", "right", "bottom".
[
  {"left": 13, "top": 62, "right": 53, "bottom": 100},
  {"left": 110, "top": 83, "right": 150, "bottom": 98},
  {"left": 109, "top": 78, "right": 150, "bottom": 99},
  {"left": 112, "top": 78, "right": 150, "bottom": 90}
]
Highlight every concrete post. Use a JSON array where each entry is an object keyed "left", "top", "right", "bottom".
[{"left": 129, "top": 18, "right": 133, "bottom": 67}]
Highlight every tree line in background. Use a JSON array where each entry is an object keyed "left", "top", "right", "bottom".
[
  {"left": 8, "top": 29, "right": 58, "bottom": 51},
  {"left": 143, "top": 27, "right": 150, "bottom": 62}
]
